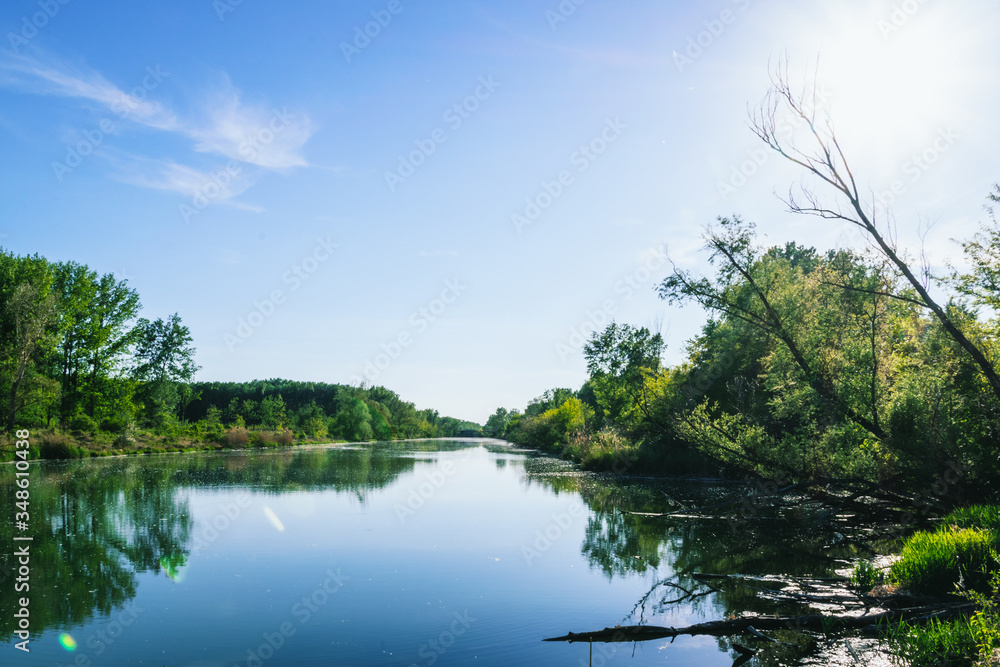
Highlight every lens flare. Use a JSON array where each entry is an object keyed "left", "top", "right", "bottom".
[
  {"left": 160, "top": 554, "right": 187, "bottom": 582},
  {"left": 263, "top": 506, "right": 286, "bottom": 532},
  {"left": 59, "top": 633, "right": 77, "bottom": 651}
]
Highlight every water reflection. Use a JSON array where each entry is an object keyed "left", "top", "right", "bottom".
[
  {"left": 519, "top": 463, "right": 870, "bottom": 665},
  {"left": 0, "top": 444, "right": 426, "bottom": 642},
  {"left": 1, "top": 442, "right": 867, "bottom": 665}
]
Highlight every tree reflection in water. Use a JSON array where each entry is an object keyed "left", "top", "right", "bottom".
[{"left": 0, "top": 445, "right": 422, "bottom": 641}]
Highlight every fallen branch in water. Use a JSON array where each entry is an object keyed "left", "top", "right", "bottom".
[{"left": 543, "top": 602, "right": 975, "bottom": 643}]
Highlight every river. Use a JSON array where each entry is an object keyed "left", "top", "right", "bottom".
[{"left": 1, "top": 440, "right": 886, "bottom": 665}]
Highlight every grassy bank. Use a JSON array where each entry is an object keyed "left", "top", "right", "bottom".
[
  {"left": 0, "top": 427, "right": 347, "bottom": 462},
  {"left": 851, "top": 505, "right": 1000, "bottom": 665}
]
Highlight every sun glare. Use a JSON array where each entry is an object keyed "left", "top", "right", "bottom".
[{"left": 803, "top": 5, "right": 978, "bottom": 173}]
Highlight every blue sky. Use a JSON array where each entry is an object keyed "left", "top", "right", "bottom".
[{"left": 1, "top": 0, "right": 998, "bottom": 423}]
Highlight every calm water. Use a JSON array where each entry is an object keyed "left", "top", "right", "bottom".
[{"left": 1, "top": 440, "right": 872, "bottom": 666}]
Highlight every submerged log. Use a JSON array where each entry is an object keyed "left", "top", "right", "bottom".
[{"left": 543, "top": 603, "right": 974, "bottom": 643}]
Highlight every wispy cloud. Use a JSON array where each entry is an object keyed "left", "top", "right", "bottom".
[
  {"left": 0, "top": 52, "right": 178, "bottom": 130},
  {"left": 0, "top": 49, "right": 315, "bottom": 200},
  {"left": 101, "top": 148, "right": 262, "bottom": 210},
  {"left": 189, "top": 77, "right": 313, "bottom": 169}
]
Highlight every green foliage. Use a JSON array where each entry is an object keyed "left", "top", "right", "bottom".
[
  {"left": 507, "top": 396, "right": 592, "bottom": 453},
  {"left": 259, "top": 394, "right": 287, "bottom": 430},
  {"left": 565, "top": 426, "right": 637, "bottom": 471},
  {"left": 888, "top": 568, "right": 1000, "bottom": 666},
  {"left": 946, "top": 505, "right": 1000, "bottom": 534},
  {"left": 295, "top": 402, "right": 328, "bottom": 439},
  {"left": 483, "top": 407, "right": 510, "bottom": 438},
  {"left": 584, "top": 323, "right": 663, "bottom": 428},
  {"left": 0, "top": 250, "right": 478, "bottom": 457},
  {"left": 891, "top": 528, "right": 997, "bottom": 596},
  {"left": 67, "top": 412, "right": 98, "bottom": 435},
  {"left": 38, "top": 433, "right": 85, "bottom": 459},
  {"left": 849, "top": 559, "right": 883, "bottom": 593},
  {"left": 949, "top": 184, "right": 1000, "bottom": 312},
  {"left": 887, "top": 616, "right": 982, "bottom": 667}
]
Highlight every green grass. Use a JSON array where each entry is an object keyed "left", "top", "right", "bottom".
[
  {"left": 945, "top": 505, "right": 1000, "bottom": 536},
  {"left": 891, "top": 528, "right": 997, "bottom": 596},
  {"left": 887, "top": 616, "right": 982, "bottom": 667},
  {"left": 887, "top": 506, "right": 1000, "bottom": 665},
  {"left": 850, "top": 559, "right": 883, "bottom": 593}
]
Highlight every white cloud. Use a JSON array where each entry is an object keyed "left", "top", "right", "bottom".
[
  {"left": 0, "top": 52, "right": 178, "bottom": 130},
  {"left": 0, "top": 50, "right": 314, "bottom": 197},
  {"left": 100, "top": 148, "right": 262, "bottom": 210},
  {"left": 189, "top": 77, "right": 313, "bottom": 169}
]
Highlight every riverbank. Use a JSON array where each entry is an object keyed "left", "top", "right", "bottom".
[{"left": 0, "top": 427, "right": 349, "bottom": 462}]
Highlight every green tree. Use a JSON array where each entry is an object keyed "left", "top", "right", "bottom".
[
  {"left": 81, "top": 273, "right": 141, "bottom": 420},
  {"left": 132, "top": 313, "right": 198, "bottom": 426},
  {"left": 296, "top": 401, "right": 328, "bottom": 439},
  {"left": 583, "top": 322, "right": 664, "bottom": 429},
  {"left": 336, "top": 398, "right": 373, "bottom": 442},
  {"left": 752, "top": 67, "right": 1000, "bottom": 407},
  {"left": 483, "top": 407, "right": 510, "bottom": 438},
  {"left": 3, "top": 283, "right": 59, "bottom": 430},
  {"left": 260, "top": 394, "right": 287, "bottom": 430},
  {"left": 49, "top": 261, "right": 99, "bottom": 421}
]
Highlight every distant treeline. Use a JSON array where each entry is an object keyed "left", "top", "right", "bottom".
[
  {"left": 0, "top": 248, "right": 479, "bottom": 447},
  {"left": 183, "top": 379, "right": 481, "bottom": 441}
]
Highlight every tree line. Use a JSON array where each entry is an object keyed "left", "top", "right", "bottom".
[
  {"left": 184, "top": 379, "right": 481, "bottom": 442},
  {"left": 0, "top": 252, "right": 480, "bottom": 449},
  {"left": 0, "top": 250, "right": 197, "bottom": 435}
]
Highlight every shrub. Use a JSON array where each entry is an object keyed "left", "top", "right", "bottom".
[
  {"left": 891, "top": 528, "right": 997, "bottom": 596},
  {"left": 222, "top": 428, "right": 249, "bottom": 448},
  {"left": 67, "top": 413, "right": 98, "bottom": 436},
  {"left": 39, "top": 433, "right": 84, "bottom": 460},
  {"left": 255, "top": 430, "right": 294, "bottom": 447}
]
